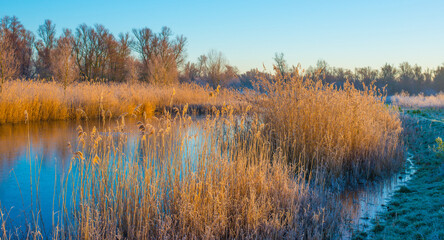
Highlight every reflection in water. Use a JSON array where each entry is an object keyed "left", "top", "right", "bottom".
[
  {"left": 0, "top": 121, "right": 75, "bottom": 172},
  {"left": 0, "top": 120, "right": 79, "bottom": 235},
  {"left": 0, "top": 119, "right": 132, "bottom": 235},
  {"left": 0, "top": 118, "right": 206, "bottom": 236}
]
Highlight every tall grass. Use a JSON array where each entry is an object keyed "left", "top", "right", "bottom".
[
  {"left": 41, "top": 108, "right": 340, "bottom": 239},
  {"left": 0, "top": 80, "right": 244, "bottom": 124},
  {"left": 0, "top": 71, "right": 405, "bottom": 239},
  {"left": 254, "top": 69, "right": 403, "bottom": 185}
]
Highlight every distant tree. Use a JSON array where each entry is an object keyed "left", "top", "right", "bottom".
[
  {"left": 198, "top": 50, "right": 238, "bottom": 87},
  {"left": 35, "top": 19, "right": 56, "bottom": 78},
  {"left": 379, "top": 64, "right": 398, "bottom": 93},
  {"left": 197, "top": 54, "right": 208, "bottom": 77},
  {"left": 180, "top": 61, "right": 199, "bottom": 82},
  {"left": 434, "top": 64, "right": 444, "bottom": 92},
  {"left": 132, "top": 26, "right": 186, "bottom": 84},
  {"left": 330, "top": 67, "right": 354, "bottom": 86},
  {"left": 72, "top": 24, "right": 94, "bottom": 80},
  {"left": 224, "top": 65, "right": 239, "bottom": 87},
  {"left": 206, "top": 50, "right": 226, "bottom": 86},
  {"left": 398, "top": 62, "right": 415, "bottom": 92},
  {"left": 273, "top": 52, "right": 288, "bottom": 75},
  {"left": 0, "top": 30, "right": 18, "bottom": 91},
  {"left": 70, "top": 24, "right": 132, "bottom": 82},
  {"left": 355, "top": 67, "right": 378, "bottom": 86},
  {"left": 423, "top": 68, "right": 434, "bottom": 92},
  {"left": 1, "top": 16, "right": 34, "bottom": 78},
  {"left": 412, "top": 64, "right": 425, "bottom": 93},
  {"left": 112, "top": 33, "right": 133, "bottom": 82},
  {"left": 125, "top": 56, "right": 139, "bottom": 84},
  {"left": 51, "top": 29, "right": 78, "bottom": 90},
  {"left": 315, "top": 60, "right": 337, "bottom": 83},
  {"left": 316, "top": 60, "right": 328, "bottom": 75},
  {"left": 304, "top": 60, "right": 333, "bottom": 82},
  {"left": 380, "top": 64, "right": 397, "bottom": 82},
  {"left": 238, "top": 68, "right": 269, "bottom": 89}
]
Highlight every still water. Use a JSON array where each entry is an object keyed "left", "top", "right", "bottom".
[
  {"left": 0, "top": 119, "right": 415, "bottom": 238},
  {"left": 0, "top": 120, "right": 78, "bottom": 234}
]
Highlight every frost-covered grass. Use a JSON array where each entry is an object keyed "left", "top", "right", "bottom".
[
  {"left": 362, "top": 111, "right": 444, "bottom": 240},
  {"left": 390, "top": 92, "right": 444, "bottom": 109}
]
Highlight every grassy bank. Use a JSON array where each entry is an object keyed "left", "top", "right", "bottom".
[
  {"left": 0, "top": 80, "right": 244, "bottom": 124},
  {"left": 359, "top": 111, "right": 444, "bottom": 239}
]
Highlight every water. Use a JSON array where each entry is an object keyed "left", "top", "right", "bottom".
[
  {"left": 340, "top": 152, "right": 416, "bottom": 237},
  {"left": 0, "top": 120, "right": 79, "bottom": 235},
  {"left": 0, "top": 119, "right": 417, "bottom": 238},
  {"left": 0, "top": 118, "right": 210, "bottom": 236}
]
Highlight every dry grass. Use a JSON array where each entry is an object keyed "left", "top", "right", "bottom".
[
  {"left": 254, "top": 69, "right": 404, "bottom": 184},
  {"left": 0, "top": 79, "right": 244, "bottom": 124},
  {"left": 0, "top": 72, "right": 406, "bottom": 239},
  {"left": 31, "top": 109, "right": 340, "bottom": 239},
  {"left": 390, "top": 92, "right": 444, "bottom": 109}
]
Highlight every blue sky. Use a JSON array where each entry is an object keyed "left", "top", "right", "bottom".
[{"left": 1, "top": 0, "right": 443, "bottom": 72}]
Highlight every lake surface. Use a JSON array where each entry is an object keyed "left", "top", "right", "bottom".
[
  {"left": 0, "top": 119, "right": 416, "bottom": 238},
  {"left": 0, "top": 120, "right": 79, "bottom": 235}
]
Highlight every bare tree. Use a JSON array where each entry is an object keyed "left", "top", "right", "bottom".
[
  {"left": 110, "top": 33, "right": 133, "bottom": 82},
  {"left": 206, "top": 50, "right": 226, "bottom": 87},
  {"left": 132, "top": 26, "right": 186, "bottom": 84},
  {"left": 197, "top": 50, "right": 238, "bottom": 87},
  {"left": 380, "top": 64, "right": 397, "bottom": 81},
  {"left": 0, "top": 31, "right": 17, "bottom": 91},
  {"left": 273, "top": 53, "right": 288, "bottom": 74},
  {"left": 71, "top": 24, "right": 123, "bottom": 81},
  {"left": 125, "top": 56, "right": 139, "bottom": 84},
  {"left": 1, "top": 16, "right": 34, "bottom": 78},
  {"left": 197, "top": 54, "right": 208, "bottom": 76},
  {"left": 72, "top": 24, "right": 100, "bottom": 80},
  {"left": 132, "top": 27, "right": 153, "bottom": 81},
  {"left": 180, "top": 61, "right": 199, "bottom": 82},
  {"left": 52, "top": 29, "right": 78, "bottom": 90},
  {"left": 355, "top": 67, "right": 378, "bottom": 85},
  {"left": 331, "top": 67, "right": 354, "bottom": 83},
  {"left": 273, "top": 52, "right": 288, "bottom": 75},
  {"left": 35, "top": 19, "right": 56, "bottom": 78}
]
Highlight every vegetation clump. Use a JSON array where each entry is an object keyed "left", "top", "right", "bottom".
[
  {"left": 254, "top": 69, "right": 403, "bottom": 185},
  {"left": 41, "top": 109, "right": 342, "bottom": 239}
]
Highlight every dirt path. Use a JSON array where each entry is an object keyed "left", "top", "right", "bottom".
[{"left": 356, "top": 111, "right": 444, "bottom": 239}]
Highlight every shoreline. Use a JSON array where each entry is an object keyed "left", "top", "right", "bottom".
[{"left": 356, "top": 110, "right": 444, "bottom": 239}]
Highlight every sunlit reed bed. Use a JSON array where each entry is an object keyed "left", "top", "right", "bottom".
[
  {"left": 0, "top": 80, "right": 244, "bottom": 124},
  {"left": 0, "top": 70, "right": 404, "bottom": 239},
  {"left": 254, "top": 70, "right": 403, "bottom": 185},
  {"left": 0, "top": 109, "right": 341, "bottom": 239}
]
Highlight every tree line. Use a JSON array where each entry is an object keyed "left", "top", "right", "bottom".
[
  {"left": 0, "top": 16, "right": 189, "bottom": 88},
  {"left": 0, "top": 16, "right": 240, "bottom": 89},
  {"left": 1, "top": 16, "right": 444, "bottom": 95},
  {"left": 236, "top": 55, "right": 444, "bottom": 95},
  {"left": 303, "top": 59, "right": 444, "bottom": 95}
]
